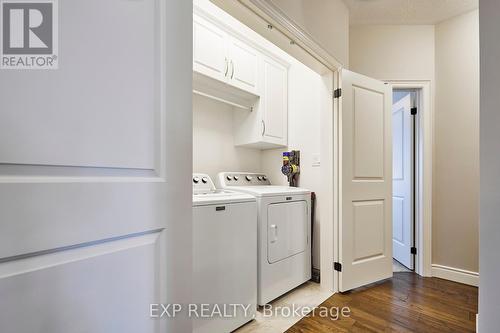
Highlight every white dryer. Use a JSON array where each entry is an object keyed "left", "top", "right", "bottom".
[
  {"left": 216, "top": 172, "right": 311, "bottom": 305},
  {"left": 192, "top": 174, "right": 257, "bottom": 333}
]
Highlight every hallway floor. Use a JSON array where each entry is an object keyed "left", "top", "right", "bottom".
[
  {"left": 393, "top": 259, "right": 412, "bottom": 272},
  {"left": 286, "top": 273, "right": 478, "bottom": 333}
]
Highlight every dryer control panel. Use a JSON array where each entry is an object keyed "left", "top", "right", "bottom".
[{"left": 217, "top": 172, "right": 272, "bottom": 187}]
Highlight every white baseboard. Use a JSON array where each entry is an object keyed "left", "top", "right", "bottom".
[{"left": 431, "top": 264, "right": 479, "bottom": 287}]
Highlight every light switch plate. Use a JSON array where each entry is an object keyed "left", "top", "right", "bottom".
[{"left": 312, "top": 154, "right": 321, "bottom": 167}]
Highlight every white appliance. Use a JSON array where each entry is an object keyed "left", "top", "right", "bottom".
[
  {"left": 192, "top": 174, "right": 257, "bottom": 333},
  {"left": 216, "top": 172, "right": 311, "bottom": 305}
]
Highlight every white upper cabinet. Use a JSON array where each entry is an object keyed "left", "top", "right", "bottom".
[
  {"left": 193, "top": 15, "right": 228, "bottom": 82},
  {"left": 193, "top": 0, "right": 289, "bottom": 149},
  {"left": 193, "top": 14, "right": 259, "bottom": 96},
  {"left": 262, "top": 56, "right": 288, "bottom": 145},
  {"left": 233, "top": 54, "right": 289, "bottom": 149}
]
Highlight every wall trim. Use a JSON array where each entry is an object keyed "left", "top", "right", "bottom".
[
  {"left": 431, "top": 264, "right": 479, "bottom": 287},
  {"left": 239, "top": 0, "right": 342, "bottom": 71}
]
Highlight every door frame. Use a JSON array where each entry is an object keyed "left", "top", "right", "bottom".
[
  {"left": 387, "top": 81, "right": 433, "bottom": 277},
  {"left": 391, "top": 92, "right": 415, "bottom": 270}
]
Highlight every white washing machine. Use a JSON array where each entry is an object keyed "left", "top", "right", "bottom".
[
  {"left": 216, "top": 172, "right": 311, "bottom": 305},
  {"left": 192, "top": 174, "right": 257, "bottom": 333}
]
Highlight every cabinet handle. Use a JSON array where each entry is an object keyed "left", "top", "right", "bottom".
[
  {"left": 261, "top": 120, "right": 266, "bottom": 136},
  {"left": 230, "top": 60, "right": 235, "bottom": 79},
  {"left": 224, "top": 57, "right": 229, "bottom": 77}
]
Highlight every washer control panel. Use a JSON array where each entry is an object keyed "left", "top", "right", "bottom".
[
  {"left": 193, "top": 173, "right": 216, "bottom": 194},
  {"left": 218, "top": 172, "right": 271, "bottom": 187}
]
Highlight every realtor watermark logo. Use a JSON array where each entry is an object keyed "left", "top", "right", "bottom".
[{"left": 0, "top": 0, "right": 58, "bottom": 69}]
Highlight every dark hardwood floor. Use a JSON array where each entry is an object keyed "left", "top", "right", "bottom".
[{"left": 286, "top": 272, "right": 478, "bottom": 333}]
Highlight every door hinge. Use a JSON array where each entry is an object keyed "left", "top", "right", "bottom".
[
  {"left": 411, "top": 247, "right": 417, "bottom": 255},
  {"left": 333, "top": 88, "right": 342, "bottom": 99},
  {"left": 334, "top": 262, "right": 342, "bottom": 272},
  {"left": 411, "top": 107, "right": 417, "bottom": 115}
]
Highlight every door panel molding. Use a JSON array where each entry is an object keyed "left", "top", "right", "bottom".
[
  {"left": 0, "top": 230, "right": 166, "bottom": 332},
  {"left": 0, "top": 0, "right": 167, "bottom": 181},
  {"left": 0, "top": 231, "right": 163, "bottom": 278},
  {"left": 352, "top": 85, "right": 386, "bottom": 180},
  {"left": 352, "top": 200, "right": 385, "bottom": 263}
]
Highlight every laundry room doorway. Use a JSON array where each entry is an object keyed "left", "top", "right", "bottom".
[{"left": 206, "top": 0, "right": 434, "bottom": 294}]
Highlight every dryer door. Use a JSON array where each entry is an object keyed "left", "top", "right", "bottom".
[{"left": 267, "top": 201, "right": 308, "bottom": 264}]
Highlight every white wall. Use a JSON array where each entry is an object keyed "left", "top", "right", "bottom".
[
  {"left": 434, "top": 10, "right": 479, "bottom": 273},
  {"left": 350, "top": 25, "right": 435, "bottom": 81},
  {"left": 479, "top": 0, "right": 500, "bottom": 330},
  {"left": 193, "top": 94, "right": 262, "bottom": 181},
  {"left": 270, "top": 0, "right": 350, "bottom": 67},
  {"left": 350, "top": 20, "right": 480, "bottom": 275}
]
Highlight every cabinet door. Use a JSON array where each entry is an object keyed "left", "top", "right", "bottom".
[
  {"left": 227, "top": 37, "right": 260, "bottom": 95},
  {"left": 262, "top": 57, "right": 288, "bottom": 145},
  {"left": 193, "top": 15, "right": 228, "bottom": 82}
]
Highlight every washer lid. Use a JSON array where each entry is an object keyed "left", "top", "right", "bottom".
[
  {"left": 228, "top": 186, "right": 310, "bottom": 197},
  {"left": 192, "top": 190, "right": 256, "bottom": 206}
]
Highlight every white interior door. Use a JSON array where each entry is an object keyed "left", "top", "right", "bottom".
[
  {"left": 339, "top": 69, "right": 393, "bottom": 292},
  {"left": 0, "top": 1, "right": 192, "bottom": 332},
  {"left": 392, "top": 94, "right": 414, "bottom": 269}
]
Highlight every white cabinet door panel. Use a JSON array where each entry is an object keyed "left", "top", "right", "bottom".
[
  {"left": 227, "top": 37, "right": 259, "bottom": 94},
  {"left": 193, "top": 15, "right": 228, "bottom": 82},
  {"left": 262, "top": 57, "right": 288, "bottom": 145}
]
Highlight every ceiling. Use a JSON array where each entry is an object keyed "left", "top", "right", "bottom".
[{"left": 344, "top": 0, "right": 478, "bottom": 25}]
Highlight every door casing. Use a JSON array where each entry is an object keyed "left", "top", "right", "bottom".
[{"left": 383, "top": 81, "right": 433, "bottom": 278}]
